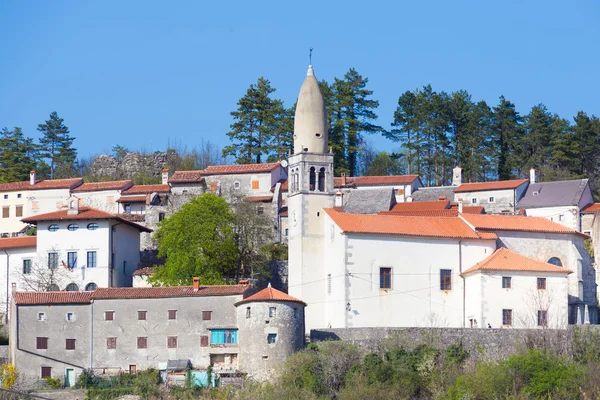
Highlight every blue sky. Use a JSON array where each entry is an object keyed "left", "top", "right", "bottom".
[{"left": 1, "top": 1, "right": 599, "bottom": 160}]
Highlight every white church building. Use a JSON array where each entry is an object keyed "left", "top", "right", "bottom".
[{"left": 287, "top": 65, "right": 594, "bottom": 331}]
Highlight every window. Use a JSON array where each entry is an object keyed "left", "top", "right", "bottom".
[
  {"left": 87, "top": 251, "right": 97, "bottom": 268},
  {"left": 2, "top": 195, "right": 7, "bottom": 200},
  {"left": 48, "top": 284, "right": 59, "bottom": 291},
  {"left": 548, "top": 257, "right": 563, "bottom": 267},
  {"left": 124, "top": 204, "right": 131, "bottom": 214},
  {"left": 15, "top": 205, "right": 23, "bottom": 217},
  {"left": 246, "top": 307, "right": 251, "bottom": 319},
  {"left": 502, "top": 309, "right": 513, "bottom": 326},
  {"left": 106, "top": 337, "right": 117, "bottom": 349},
  {"left": 538, "top": 310, "right": 548, "bottom": 326},
  {"left": 267, "top": 333, "right": 277, "bottom": 344},
  {"left": 502, "top": 277, "right": 512, "bottom": 289},
  {"left": 66, "top": 312, "right": 74, "bottom": 321},
  {"left": 48, "top": 252, "right": 58, "bottom": 269},
  {"left": 67, "top": 224, "right": 79, "bottom": 231},
  {"left": 87, "top": 223, "right": 98, "bottom": 231},
  {"left": 2, "top": 207, "right": 8, "bottom": 218},
  {"left": 23, "top": 259, "right": 32, "bottom": 274},
  {"left": 210, "top": 329, "right": 238, "bottom": 345},
  {"left": 210, "top": 181, "right": 217, "bottom": 191},
  {"left": 105, "top": 311, "right": 114, "bottom": 321},
  {"left": 234, "top": 181, "right": 240, "bottom": 190},
  {"left": 202, "top": 311, "right": 212, "bottom": 321},
  {"left": 440, "top": 269, "right": 452, "bottom": 290},
  {"left": 158, "top": 212, "right": 165, "bottom": 222},
  {"left": 200, "top": 336, "right": 209, "bottom": 347},
  {"left": 471, "top": 198, "right": 478, "bottom": 204},
  {"left": 48, "top": 224, "right": 59, "bottom": 232},
  {"left": 167, "top": 336, "right": 178, "bottom": 348},
  {"left": 269, "top": 307, "right": 276, "bottom": 318},
  {"left": 168, "top": 310, "right": 177, "bottom": 320},
  {"left": 37, "top": 312, "right": 46, "bottom": 321},
  {"left": 41, "top": 367, "right": 52, "bottom": 379},
  {"left": 559, "top": 214, "right": 565, "bottom": 222},
  {"left": 137, "top": 337, "right": 147, "bottom": 349},
  {"left": 122, "top": 260, "right": 127, "bottom": 274},
  {"left": 251, "top": 180, "right": 259, "bottom": 189},
  {"left": 488, "top": 197, "right": 495, "bottom": 203},
  {"left": 327, "top": 274, "right": 332, "bottom": 294},
  {"left": 257, "top": 206, "right": 265, "bottom": 215},
  {"left": 36, "top": 337, "right": 48, "bottom": 349},
  {"left": 138, "top": 311, "right": 147, "bottom": 320},
  {"left": 380, "top": 267, "right": 392, "bottom": 289},
  {"left": 67, "top": 252, "right": 77, "bottom": 269},
  {"left": 537, "top": 278, "right": 547, "bottom": 290},
  {"left": 65, "top": 339, "right": 76, "bottom": 350},
  {"left": 285, "top": 228, "right": 288, "bottom": 236},
  {"left": 17, "top": 193, "right": 21, "bottom": 199},
  {"left": 85, "top": 282, "right": 97, "bottom": 291},
  {"left": 65, "top": 283, "right": 79, "bottom": 292}
]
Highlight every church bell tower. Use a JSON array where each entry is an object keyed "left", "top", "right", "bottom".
[{"left": 287, "top": 65, "right": 334, "bottom": 331}]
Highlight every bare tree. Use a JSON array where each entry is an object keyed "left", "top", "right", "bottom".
[
  {"left": 515, "top": 284, "right": 564, "bottom": 329},
  {"left": 13, "top": 250, "right": 71, "bottom": 292}
]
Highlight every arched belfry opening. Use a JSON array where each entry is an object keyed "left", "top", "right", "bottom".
[
  {"left": 309, "top": 167, "right": 316, "bottom": 191},
  {"left": 318, "top": 167, "right": 325, "bottom": 192}
]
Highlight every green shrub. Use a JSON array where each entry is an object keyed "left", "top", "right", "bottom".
[
  {"left": 87, "top": 387, "right": 134, "bottom": 400},
  {"left": 445, "top": 338, "right": 468, "bottom": 367},
  {"left": 43, "top": 376, "right": 62, "bottom": 389}
]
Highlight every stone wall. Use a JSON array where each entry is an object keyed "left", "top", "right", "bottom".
[
  {"left": 310, "top": 326, "right": 600, "bottom": 362},
  {"left": 88, "top": 152, "right": 178, "bottom": 180}
]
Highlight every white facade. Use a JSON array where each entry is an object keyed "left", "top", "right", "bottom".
[
  {"left": 73, "top": 189, "right": 124, "bottom": 214},
  {"left": 0, "top": 188, "right": 28, "bottom": 236},
  {"left": 454, "top": 184, "right": 528, "bottom": 214},
  {"left": 524, "top": 206, "right": 580, "bottom": 231},
  {"left": 0, "top": 241, "right": 36, "bottom": 318}
]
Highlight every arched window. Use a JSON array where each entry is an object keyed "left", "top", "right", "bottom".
[
  {"left": 548, "top": 257, "right": 563, "bottom": 267},
  {"left": 48, "top": 224, "right": 59, "bottom": 232},
  {"left": 87, "top": 223, "right": 99, "bottom": 231},
  {"left": 85, "top": 282, "right": 98, "bottom": 291},
  {"left": 318, "top": 168, "right": 325, "bottom": 192},
  {"left": 309, "top": 167, "right": 316, "bottom": 191},
  {"left": 67, "top": 224, "right": 79, "bottom": 231},
  {"left": 293, "top": 171, "right": 299, "bottom": 193},
  {"left": 47, "top": 284, "right": 60, "bottom": 292},
  {"left": 65, "top": 283, "right": 79, "bottom": 292}
]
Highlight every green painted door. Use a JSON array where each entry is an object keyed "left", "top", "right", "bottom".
[{"left": 65, "top": 369, "right": 75, "bottom": 387}]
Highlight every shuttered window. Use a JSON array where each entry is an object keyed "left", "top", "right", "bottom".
[
  {"left": 137, "top": 337, "right": 147, "bottom": 349},
  {"left": 107, "top": 337, "right": 117, "bottom": 349},
  {"left": 167, "top": 336, "right": 177, "bottom": 348},
  {"left": 202, "top": 311, "right": 212, "bottom": 321},
  {"left": 36, "top": 337, "right": 48, "bottom": 349},
  {"left": 65, "top": 339, "right": 76, "bottom": 350},
  {"left": 200, "top": 336, "right": 209, "bottom": 347},
  {"left": 168, "top": 310, "right": 177, "bottom": 320},
  {"left": 15, "top": 205, "right": 23, "bottom": 217},
  {"left": 41, "top": 367, "right": 52, "bottom": 378},
  {"left": 105, "top": 311, "right": 114, "bottom": 321},
  {"left": 138, "top": 311, "right": 147, "bottom": 320}
]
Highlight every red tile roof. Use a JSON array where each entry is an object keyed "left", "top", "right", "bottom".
[
  {"left": 246, "top": 195, "right": 273, "bottom": 202},
  {"left": 391, "top": 200, "right": 450, "bottom": 212},
  {"left": 461, "top": 206, "right": 486, "bottom": 214},
  {"left": 168, "top": 170, "right": 206, "bottom": 184},
  {"left": 379, "top": 210, "right": 459, "bottom": 217},
  {"left": 461, "top": 214, "right": 587, "bottom": 237},
  {"left": 582, "top": 203, "right": 600, "bottom": 214},
  {"left": 0, "top": 178, "right": 84, "bottom": 192},
  {"left": 121, "top": 184, "right": 170, "bottom": 195},
  {"left": 235, "top": 286, "right": 306, "bottom": 306},
  {"left": 202, "top": 162, "right": 281, "bottom": 175},
  {"left": 0, "top": 181, "right": 31, "bottom": 192},
  {"left": 324, "top": 208, "right": 491, "bottom": 240},
  {"left": 454, "top": 179, "right": 528, "bottom": 193},
  {"left": 116, "top": 195, "right": 147, "bottom": 203},
  {"left": 21, "top": 207, "right": 152, "bottom": 232},
  {"left": 0, "top": 236, "right": 36, "bottom": 250},
  {"left": 462, "top": 248, "right": 571, "bottom": 275},
  {"left": 132, "top": 267, "right": 155, "bottom": 276},
  {"left": 72, "top": 180, "right": 133, "bottom": 192},
  {"left": 13, "top": 284, "right": 252, "bottom": 305},
  {"left": 334, "top": 175, "right": 420, "bottom": 187}
]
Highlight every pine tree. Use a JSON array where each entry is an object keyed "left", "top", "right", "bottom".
[
  {"left": 0, "top": 127, "right": 38, "bottom": 183},
  {"left": 320, "top": 80, "right": 348, "bottom": 175},
  {"left": 388, "top": 90, "right": 421, "bottom": 175},
  {"left": 37, "top": 112, "right": 77, "bottom": 179},
  {"left": 492, "top": 97, "right": 523, "bottom": 180},
  {"left": 522, "top": 104, "right": 553, "bottom": 171}
]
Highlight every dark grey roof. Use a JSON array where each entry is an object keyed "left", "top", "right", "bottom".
[
  {"left": 343, "top": 188, "right": 396, "bottom": 214},
  {"left": 166, "top": 360, "right": 191, "bottom": 371},
  {"left": 516, "top": 179, "right": 589, "bottom": 209},
  {"left": 411, "top": 186, "right": 456, "bottom": 202}
]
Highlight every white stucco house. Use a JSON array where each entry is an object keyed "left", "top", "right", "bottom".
[
  {"left": 0, "top": 236, "right": 37, "bottom": 318},
  {"left": 453, "top": 179, "right": 529, "bottom": 214},
  {"left": 71, "top": 180, "right": 133, "bottom": 214}
]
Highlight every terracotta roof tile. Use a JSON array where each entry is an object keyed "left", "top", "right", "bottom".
[
  {"left": 116, "top": 213, "right": 146, "bottom": 223},
  {"left": 235, "top": 286, "right": 306, "bottom": 306},
  {"left": 379, "top": 210, "right": 459, "bottom": 217},
  {"left": 132, "top": 267, "right": 155, "bottom": 276},
  {"left": 0, "top": 236, "right": 36, "bottom": 249},
  {"left": 454, "top": 179, "right": 528, "bottom": 193},
  {"left": 246, "top": 195, "right": 273, "bottom": 202},
  {"left": 325, "top": 208, "right": 490, "bottom": 240},
  {"left": 0, "top": 181, "right": 31, "bottom": 192},
  {"left": 121, "top": 184, "right": 170, "bottom": 195},
  {"left": 116, "top": 195, "right": 147, "bottom": 203},
  {"left": 21, "top": 207, "right": 152, "bottom": 232},
  {"left": 13, "top": 291, "right": 93, "bottom": 305},
  {"left": 582, "top": 203, "right": 600, "bottom": 214},
  {"left": 334, "top": 175, "right": 420, "bottom": 188},
  {"left": 0, "top": 178, "right": 84, "bottom": 192},
  {"left": 461, "top": 214, "right": 588, "bottom": 237},
  {"left": 462, "top": 248, "right": 571, "bottom": 275},
  {"left": 391, "top": 200, "right": 450, "bottom": 212},
  {"left": 168, "top": 171, "right": 205, "bottom": 184},
  {"left": 202, "top": 162, "right": 281, "bottom": 175},
  {"left": 72, "top": 180, "right": 133, "bottom": 192}
]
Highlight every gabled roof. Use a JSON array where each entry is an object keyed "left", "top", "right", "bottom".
[
  {"left": 461, "top": 214, "right": 587, "bottom": 237},
  {"left": 21, "top": 207, "right": 152, "bottom": 232},
  {"left": 390, "top": 200, "right": 450, "bottom": 212},
  {"left": 324, "top": 208, "right": 492, "bottom": 240},
  {"left": 582, "top": 203, "right": 600, "bottom": 214},
  {"left": 0, "top": 236, "right": 36, "bottom": 250},
  {"left": 411, "top": 186, "right": 456, "bottom": 202},
  {"left": 454, "top": 179, "right": 528, "bottom": 193},
  {"left": 202, "top": 162, "right": 281, "bottom": 175},
  {"left": 13, "top": 284, "right": 252, "bottom": 305},
  {"left": 334, "top": 175, "right": 420, "bottom": 188},
  {"left": 0, "top": 181, "right": 32, "bottom": 192},
  {"left": 168, "top": 171, "right": 205, "bottom": 184},
  {"left": 72, "top": 180, "right": 133, "bottom": 193},
  {"left": 116, "top": 195, "right": 147, "bottom": 203},
  {"left": 343, "top": 188, "right": 396, "bottom": 214},
  {"left": 235, "top": 286, "right": 306, "bottom": 306},
  {"left": 517, "top": 179, "right": 590, "bottom": 209},
  {"left": 379, "top": 210, "right": 459, "bottom": 217},
  {"left": 462, "top": 248, "right": 571, "bottom": 275},
  {"left": 0, "top": 178, "right": 84, "bottom": 192},
  {"left": 121, "top": 184, "right": 170, "bottom": 195}
]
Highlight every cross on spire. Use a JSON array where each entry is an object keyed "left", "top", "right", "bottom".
[{"left": 309, "top": 47, "right": 313, "bottom": 65}]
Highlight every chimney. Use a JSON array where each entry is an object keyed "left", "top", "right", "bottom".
[
  {"left": 11, "top": 283, "right": 16, "bottom": 293},
  {"left": 530, "top": 168, "right": 537, "bottom": 184},
  {"left": 341, "top": 173, "right": 347, "bottom": 186},
  {"left": 30, "top": 170, "right": 36, "bottom": 186},
  {"left": 192, "top": 277, "right": 200, "bottom": 291},
  {"left": 335, "top": 191, "right": 344, "bottom": 208},
  {"left": 452, "top": 166, "right": 462, "bottom": 186},
  {"left": 438, "top": 196, "right": 447, "bottom": 201},
  {"left": 161, "top": 169, "right": 169, "bottom": 185},
  {"left": 66, "top": 196, "right": 80, "bottom": 215},
  {"left": 458, "top": 200, "right": 463, "bottom": 214}
]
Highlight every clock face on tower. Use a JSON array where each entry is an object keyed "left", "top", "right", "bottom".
[{"left": 292, "top": 211, "right": 298, "bottom": 227}]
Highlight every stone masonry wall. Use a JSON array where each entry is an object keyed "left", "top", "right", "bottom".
[{"left": 88, "top": 152, "right": 179, "bottom": 180}]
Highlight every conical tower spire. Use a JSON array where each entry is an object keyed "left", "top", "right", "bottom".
[{"left": 293, "top": 65, "right": 328, "bottom": 154}]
